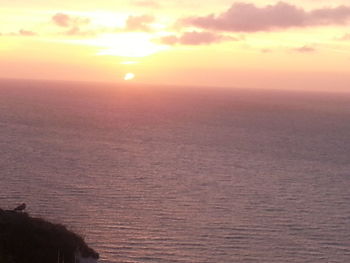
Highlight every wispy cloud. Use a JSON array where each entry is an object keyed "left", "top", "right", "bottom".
[
  {"left": 52, "top": 13, "right": 96, "bottom": 36},
  {"left": 0, "top": 29, "right": 37, "bottom": 37},
  {"left": 292, "top": 45, "right": 317, "bottom": 53},
  {"left": 337, "top": 33, "right": 350, "bottom": 40},
  {"left": 52, "top": 13, "right": 71, "bottom": 27},
  {"left": 124, "top": 15, "right": 155, "bottom": 32},
  {"left": 51, "top": 13, "right": 157, "bottom": 36},
  {"left": 19, "top": 29, "right": 37, "bottom": 36},
  {"left": 133, "top": 0, "right": 160, "bottom": 8},
  {"left": 158, "top": 31, "right": 237, "bottom": 46},
  {"left": 64, "top": 27, "right": 98, "bottom": 36},
  {"left": 182, "top": 2, "right": 350, "bottom": 32},
  {"left": 52, "top": 13, "right": 90, "bottom": 28},
  {"left": 261, "top": 48, "right": 272, "bottom": 53}
]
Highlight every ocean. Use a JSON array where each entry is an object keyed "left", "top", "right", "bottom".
[{"left": 1, "top": 79, "right": 350, "bottom": 263}]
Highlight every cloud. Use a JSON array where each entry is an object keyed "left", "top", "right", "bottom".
[
  {"left": 310, "top": 6, "right": 350, "bottom": 25},
  {"left": 158, "top": 31, "right": 236, "bottom": 45},
  {"left": 133, "top": 1, "right": 160, "bottom": 8},
  {"left": 52, "top": 13, "right": 71, "bottom": 27},
  {"left": 0, "top": 29, "right": 37, "bottom": 37},
  {"left": 337, "top": 33, "right": 350, "bottom": 40},
  {"left": 125, "top": 15, "right": 155, "bottom": 31},
  {"left": 261, "top": 48, "right": 272, "bottom": 53},
  {"left": 182, "top": 2, "right": 350, "bottom": 32},
  {"left": 52, "top": 13, "right": 94, "bottom": 36},
  {"left": 52, "top": 13, "right": 90, "bottom": 28},
  {"left": 64, "top": 27, "right": 92, "bottom": 36},
  {"left": 292, "top": 45, "right": 316, "bottom": 53},
  {"left": 19, "top": 29, "right": 37, "bottom": 36},
  {"left": 159, "top": 35, "right": 178, "bottom": 45}
]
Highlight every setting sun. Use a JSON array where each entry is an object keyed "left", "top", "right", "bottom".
[{"left": 124, "top": 72, "right": 135, "bottom": 81}]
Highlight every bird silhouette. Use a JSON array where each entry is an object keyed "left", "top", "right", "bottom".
[{"left": 14, "top": 203, "right": 26, "bottom": 212}]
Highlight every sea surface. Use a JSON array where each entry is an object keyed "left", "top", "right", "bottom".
[{"left": 1, "top": 79, "right": 350, "bottom": 263}]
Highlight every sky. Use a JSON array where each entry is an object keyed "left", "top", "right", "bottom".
[{"left": 1, "top": 0, "right": 350, "bottom": 90}]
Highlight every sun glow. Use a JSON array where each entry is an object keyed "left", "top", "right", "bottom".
[
  {"left": 124, "top": 73, "right": 135, "bottom": 80},
  {"left": 59, "top": 33, "right": 167, "bottom": 58},
  {"left": 121, "top": 61, "right": 139, "bottom": 65},
  {"left": 96, "top": 33, "right": 166, "bottom": 57}
]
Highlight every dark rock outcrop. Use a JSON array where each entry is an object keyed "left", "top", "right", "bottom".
[{"left": 0, "top": 207, "right": 99, "bottom": 263}]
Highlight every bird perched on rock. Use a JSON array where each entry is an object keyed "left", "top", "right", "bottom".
[{"left": 14, "top": 203, "right": 26, "bottom": 212}]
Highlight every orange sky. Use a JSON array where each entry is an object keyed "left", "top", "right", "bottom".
[{"left": 1, "top": 0, "right": 350, "bottom": 90}]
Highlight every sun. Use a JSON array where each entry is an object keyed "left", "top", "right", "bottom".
[{"left": 124, "top": 73, "right": 135, "bottom": 81}]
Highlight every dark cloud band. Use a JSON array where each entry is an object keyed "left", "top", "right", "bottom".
[{"left": 182, "top": 2, "right": 350, "bottom": 32}]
